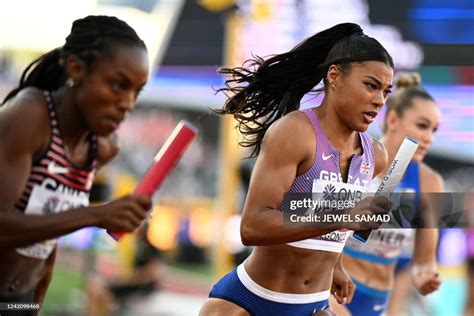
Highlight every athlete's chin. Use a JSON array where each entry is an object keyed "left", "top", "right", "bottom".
[
  {"left": 96, "top": 129, "right": 115, "bottom": 137},
  {"left": 94, "top": 124, "right": 119, "bottom": 136},
  {"left": 354, "top": 122, "right": 370, "bottom": 132}
]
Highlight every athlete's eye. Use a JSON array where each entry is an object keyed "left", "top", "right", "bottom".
[
  {"left": 417, "top": 123, "right": 428, "bottom": 130},
  {"left": 111, "top": 81, "right": 127, "bottom": 92},
  {"left": 365, "top": 83, "right": 377, "bottom": 90}
]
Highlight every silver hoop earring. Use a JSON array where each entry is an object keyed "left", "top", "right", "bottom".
[{"left": 66, "top": 78, "right": 75, "bottom": 88}]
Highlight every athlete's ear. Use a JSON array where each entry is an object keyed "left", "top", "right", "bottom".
[
  {"left": 64, "top": 55, "right": 86, "bottom": 87},
  {"left": 326, "top": 65, "right": 341, "bottom": 87}
]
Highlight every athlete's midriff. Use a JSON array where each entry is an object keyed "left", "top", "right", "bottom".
[
  {"left": 244, "top": 244, "right": 340, "bottom": 294},
  {"left": 0, "top": 250, "right": 46, "bottom": 297},
  {"left": 343, "top": 254, "right": 395, "bottom": 291}
]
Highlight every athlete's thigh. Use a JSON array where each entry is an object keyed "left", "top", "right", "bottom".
[{"left": 199, "top": 298, "right": 250, "bottom": 316}]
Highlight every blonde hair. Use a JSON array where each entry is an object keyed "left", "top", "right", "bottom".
[
  {"left": 395, "top": 72, "right": 421, "bottom": 88},
  {"left": 383, "top": 71, "right": 434, "bottom": 133}
]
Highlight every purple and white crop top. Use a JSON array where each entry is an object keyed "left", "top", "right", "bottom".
[{"left": 282, "top": 108, "right": 376, "bottom": 253}]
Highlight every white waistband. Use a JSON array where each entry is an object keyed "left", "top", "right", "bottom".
[
  {"left": 286, "top": 239, "right": 345, "bottom": 252},
  {"left": 286, "top": 229, "right": 352, "bottom": 253},
  {"left": 236, "top": 264, "right": 330, "bottom": 304}
]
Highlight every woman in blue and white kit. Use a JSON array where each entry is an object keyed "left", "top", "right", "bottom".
[
  {"left": 331, "top": 72, "right": 443, "bottom": 316},
  {"left": 199, "top": 23, "right": 394, "bottom": 316}
]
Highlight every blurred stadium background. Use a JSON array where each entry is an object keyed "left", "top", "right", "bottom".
[{"left": 0, "top": 0, "right": 472, "bottom": 315}]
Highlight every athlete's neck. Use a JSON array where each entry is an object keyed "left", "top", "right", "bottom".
[
  {"left": 315, "top": 104, "right": 359, "bottom": 152},
  {"left": 52, "top": 88, "right": 91, "bottom": 149}
]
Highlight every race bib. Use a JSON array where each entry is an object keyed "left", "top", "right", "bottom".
[{"left": 16, "top": 182, "right": 89, "bottom": 259}]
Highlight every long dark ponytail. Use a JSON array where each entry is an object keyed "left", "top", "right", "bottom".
[
  {"left": 3, "top": 15, "right": 146, "bottom": 104},
  {"left": 216, "top": 23, "right": 393, "bottom": 157}
]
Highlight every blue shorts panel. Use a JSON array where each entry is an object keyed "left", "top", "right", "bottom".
[
  {"left": 345, "top": 279, "right": 390, "bottom": 316},
  {"left": 209, "top": 268, "right": 329, "bottom": 316},
  {"left": 343, "top": 247, "right": 398, "bottom": 265},
  {"left": 395, "top": 256, "right": 412, "bottom": 273}
]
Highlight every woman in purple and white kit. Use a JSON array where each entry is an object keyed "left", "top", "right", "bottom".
[{"left": 199, "top": 23, "right": 394, "bottom": 316}]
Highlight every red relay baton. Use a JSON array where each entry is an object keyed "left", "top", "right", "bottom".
[{"left": 108, "top": 120, "right": 198, "bottom": 241}]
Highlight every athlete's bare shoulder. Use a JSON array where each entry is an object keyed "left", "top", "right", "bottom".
[
  {"left": 274, "top": 109, "right": 312, "bottom": 128},
  {"left": 419, "top": 162, "right": 444, "bottom": 192},
  {"left": 0, "top": 87, "right": 50, "bottom": 155},
  {"left": 97, "top": 133, "right": 120, "bottom": 168},
  {"left": 265, "top": 110, "right": 315, "bottom": 148},
  {"left": 262, "top": 109, "right": 315, "bottom": 167},
  {"left": 1, "top": 87, "right": 48, "bottom": 115}
]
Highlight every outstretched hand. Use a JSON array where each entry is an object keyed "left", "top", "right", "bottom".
[
  {"left": 331, "top": 262, "right": 356, "bottom": 305},
  {"left": 412, "top": 261, "right": 441, "bottom": 295},
  {"left": 92, "top": 194, "right": 151, "bottom": 232}
]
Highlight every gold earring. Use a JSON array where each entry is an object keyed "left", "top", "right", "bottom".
[{"left": 330, "top": 81, "right": 336, "bottom": 89}]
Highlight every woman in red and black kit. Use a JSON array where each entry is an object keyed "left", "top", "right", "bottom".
[{"left": 0, "top": 15, "right": 152, "bottom": 314}]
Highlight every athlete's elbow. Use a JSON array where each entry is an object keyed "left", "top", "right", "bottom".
[
  {"left": 240, "top": 222, "right": 254, "bottom": 246},
  {"left": 240, "top": 221, "right": 264, "bottom": 246}
]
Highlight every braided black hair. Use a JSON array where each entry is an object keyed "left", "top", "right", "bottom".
[
  {"left": 216, "top": 23, "right": 393, "bottom": 157},
  {"left": 3, "top": 15, "right": 146, "bottom": 104}
]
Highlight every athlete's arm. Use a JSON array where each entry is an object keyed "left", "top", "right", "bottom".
[
  {"left": 414, "top": 164, "right": 444, "bottom": 262},
  {"left": 96, "top": 132, "right": 120, "bottom": 169},
  {"left": 0, "top": 89, "right": 99, "bottom": 248},
  {"left": 412, "top": 164, "right": 443, "bottom": 295},
  {"left": 0, "top": 88, "right": 149, "bottom": 250},
  {"left": 331, "top": 254, "right": 355, "bottom": 304},
  {"left": 240, "top": 112, "right": 389, "bottom": 246},
  {"left": 241, "top": 112, "right": 336, "bottom": 246}
]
